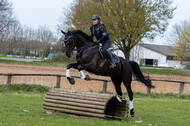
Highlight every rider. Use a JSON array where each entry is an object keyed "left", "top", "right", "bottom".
[{"left": 90, "top": 14, "right": 116, "bottom": 68}]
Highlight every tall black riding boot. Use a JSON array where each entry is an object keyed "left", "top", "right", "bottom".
[{"left": 105, "top": 50, "right": 116, "bottom": 68}]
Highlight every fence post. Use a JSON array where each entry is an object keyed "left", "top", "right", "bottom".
[
  {"left": 6, "top": 75, "right": 12, "bottom": 88},
  {"left": 147, "top": 87, "right": 151, "bottom": 96},
  {"left": 179, "top": 82, "right": 185, "bottom": 94},
  {"left": 103, "top": 81, "right": 108, "bottom": 93},
  {"left": 56, "top": 76, "right": 61, "bottom": 88}
]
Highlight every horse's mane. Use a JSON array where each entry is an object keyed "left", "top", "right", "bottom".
[{"left": 71, "top": 30, "right": 94, "bottom": 42}]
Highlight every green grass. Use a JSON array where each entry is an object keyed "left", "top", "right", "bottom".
[
  {"left": 1, "top": 84, "right": 190, "bottom": 126},
  {"left": 141, "top": 68, "right": 190, "bottom": 77},
  {"left": 0, "top": 59, "right": 69, "bottom": 67},
  {"left": 124, "top": 92, "right": 190, "bottom": 100},
  {"left": 0, "top": 84, "right": 51, "bottom": 93},
  {"left": 140, "top": 65, "right": 174, "bottom": 69}
]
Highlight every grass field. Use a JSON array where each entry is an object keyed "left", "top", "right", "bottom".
[
  {"left": 1, "top": 85, "right": 190, "bottom": 126},
  {"left": 0, "top": 59, "right": 68, "bottom": 67},
  {"left": 141, "top": 68, "right": 190, "bottom": 77}
]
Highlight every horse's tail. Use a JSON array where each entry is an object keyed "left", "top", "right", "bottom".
[{"left": 128, "top": 61, "right": 155, "bottom": 88}]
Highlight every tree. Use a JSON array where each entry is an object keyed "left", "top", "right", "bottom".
[
  {"left": 36, "top": 26, "right": 57, "bottom": 57},
  {"left": 0, "top": 22, "right": 58, "bottom": 57},
  {"left": 174, "top": 26, "right": 190, "bottom": 64},
  {"left": 168, "top": 21, "right": 190, "bottom": 45},
  {"left": 59, "top": 0, "right": 175, "bottom": 60},
  {"left": 0, "top": 0, "right": 58, "bottom": 58},
  {"left": 0, "top": 0, "right": 16, "bottom": 33}
]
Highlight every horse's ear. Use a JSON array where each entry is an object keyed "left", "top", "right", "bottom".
[
  {"left": 61, "top": 30, "right": 66, "bottom": 35},
  {"left": 68, "top": 30, "right": 72, "bottom": 35}
]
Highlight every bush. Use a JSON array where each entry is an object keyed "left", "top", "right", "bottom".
[
  {"left": 186, "top": 63, "right": 190, "bottom": 69},
  {"left": 51, "top": 53, "right": 76, "bottom": 62},
  {"left": 7, "top": 51, "right": 14, "bottom": 55}
]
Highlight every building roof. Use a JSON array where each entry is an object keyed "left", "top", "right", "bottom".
[{"left": 139, "top": 43, "right": 174, "bottom": 56}]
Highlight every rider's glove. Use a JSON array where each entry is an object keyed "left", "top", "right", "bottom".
[{"left": 96, "top": 40, "right": 100, "bottom": 44}]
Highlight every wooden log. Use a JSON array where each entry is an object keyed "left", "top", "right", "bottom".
[
  {"left": 43, "top": 106, "right": 105, "bottom": 118},
  {"left": 56, "top": 76, "right": 61, "bottom": 88},
  {"left": 179, "top": 82, "right": 185, "bottom": 94},
  {"left": 147, "top": 87, "right": 151, "bottom": 95},
  {"left": 43, "top": 88, "right": 129, "bottom": 119},
  {"left": 44, "top": 99, "right": 105, "bottom": 110},
  {"left": 48, "top": 89, "right": 113, "bottom": 98},
  {"left": 46, "top": 92, "right": 108, "bottom": 102},
  {"left": 49, "top": 88, "right": 113, "bottom": 98},
  {"left": 48, "top": 89, "right": 112, "bottom": 97},
  {"left": 45, "top": 95, "right": 106, "bottom": 106},
  {"left": 102, "top": 81, "right": 107, "bottom": 93},
  {"left": 43, "top": 102, "right": 104, "bottom": 114},
  {"left": 6, "top": 75, "right": 12, "bottom": 88}
]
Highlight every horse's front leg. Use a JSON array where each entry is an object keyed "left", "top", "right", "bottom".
[
  {"left": 66, "top": 63, "right": 78, "bottom": 85},
  {"left": 78, "top": 64, "right": 91, "bottom": 81}
]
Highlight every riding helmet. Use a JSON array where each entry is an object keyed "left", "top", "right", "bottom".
[{"left": 92, "top": 14, "right": 101, "bottom": 20}]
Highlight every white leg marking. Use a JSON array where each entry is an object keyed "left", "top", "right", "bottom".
[
  {"left": 116, "top": 95, "right": 122, "bottom": 102},
  {"left": 66, "top": 69, "right": 71, "bottom": 78},
  {"left": 129, "top": 100, "right": 134, "bottom": 110},
  {"left": 79, "top": 70, "right": 86, "bottom": 79}
]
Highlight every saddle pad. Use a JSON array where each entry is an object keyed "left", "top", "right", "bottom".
[{"left": 112, "top": 53, "right": 120, "bottom": 63}]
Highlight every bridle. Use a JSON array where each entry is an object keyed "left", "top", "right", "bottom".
[
  {"left": 64, "top": 35, "right": 97, "bottom": 56},
  {"left": 64, "top": 36, "right": 74, "bottom": 46}
]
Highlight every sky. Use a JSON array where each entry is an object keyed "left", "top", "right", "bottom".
[
  {"left": 152, "top": 0, "right": 190, "bottom": 45},
  {"left": 9, "top": 0, "right": 190, "bottom": 45},
  {"left": 9, "top": 0, "right": 73, "bottom": 33}
]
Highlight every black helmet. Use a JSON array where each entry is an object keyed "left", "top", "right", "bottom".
[{"left": 92, "top": 14, "right": 101, "bottom": 20}]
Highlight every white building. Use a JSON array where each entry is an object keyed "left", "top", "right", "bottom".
[{"left": 114, "top": 43, "right": 190, "bottom": 68}]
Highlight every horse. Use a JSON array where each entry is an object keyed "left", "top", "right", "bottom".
[{"left": 61, "top": 30, "right": 155, "bottom": 117}]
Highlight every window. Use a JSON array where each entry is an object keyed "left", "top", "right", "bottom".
[
  {"left": 167, "top": 56, "right": 174, "bottom": 60},
  {"left": 145, "top": 59, "right": 153, "bottom": 65}
]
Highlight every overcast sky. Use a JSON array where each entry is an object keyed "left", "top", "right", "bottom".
[
  {"left": 9, "top": 0, "right": 73, "bottom": 32},
  {"left": 9, "top": 0, "right": 190, "bottom": 45}
]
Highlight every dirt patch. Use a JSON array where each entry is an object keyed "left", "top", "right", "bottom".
[{"left": 0, "top": 63, "right": 190, "bottom": 94}]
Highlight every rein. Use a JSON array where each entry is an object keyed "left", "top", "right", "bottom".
[{"left": 77, "top": 44, "right": 98, "bottom": 57}]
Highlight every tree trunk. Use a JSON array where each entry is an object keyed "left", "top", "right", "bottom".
[{"left": 122, "top": 46, "right": 131, "bottom": 61}]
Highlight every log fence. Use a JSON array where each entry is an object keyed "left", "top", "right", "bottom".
[{"left": 0, "top": 73, "right": 190, "bottom": 95}]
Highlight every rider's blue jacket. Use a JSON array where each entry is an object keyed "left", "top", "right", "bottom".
[{"left": 90, "top": 23, "right": 111, "bottom": 44}]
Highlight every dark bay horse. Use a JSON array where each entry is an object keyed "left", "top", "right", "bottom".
[{"left": 61, "top": 30, "right": 155, "bottom": 117}]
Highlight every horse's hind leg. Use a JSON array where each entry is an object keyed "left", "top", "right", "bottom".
[
  {"left": 111, "top": 76, "right": 122, "bottom": 95},
  {"left": 122, "top": 75, "right": 135, "bottom": 117},
  {"left": 119, "top": 62, "right": 135, "bottom": 117}
]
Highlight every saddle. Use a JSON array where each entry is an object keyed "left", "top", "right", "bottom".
[{"left": 98, "top": 46, "right": 120, "bottom": 64}]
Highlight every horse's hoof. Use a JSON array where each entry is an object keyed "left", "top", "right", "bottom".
[
  {"left": 130, "top": 109, "right": 135, "bottom": 117},
  {"left": 116, "top": 95, "right": 123, "bottom": 102},
  {"left": 67, "top": 77, "right": 75, "bottom": 85},
  {"left": 122, "top": 98, "right": 126, "bottom": 102},
  {"left": 69, "top": 78, "right": 75, "bottom": 85},
  {"left": 131, "top": 113, "right": 135, "bottom": 118},
  {"left": 85, "top": 75, "right": 91, "bottom": 81}
]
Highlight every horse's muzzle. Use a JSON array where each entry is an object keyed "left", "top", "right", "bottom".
[{"left": 66, "top": 51, "right": 71, "bottom": 58}]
